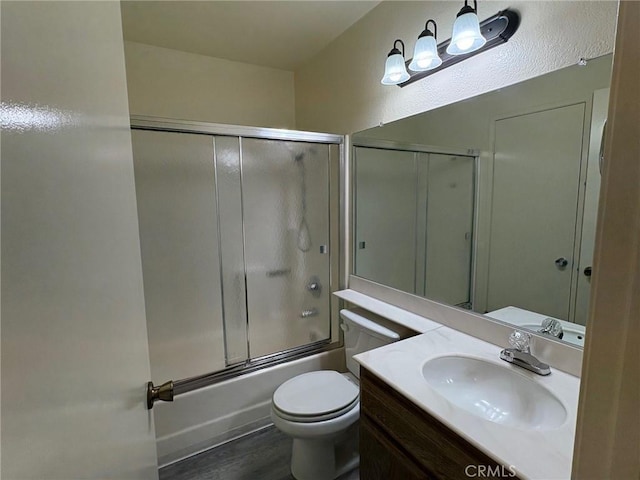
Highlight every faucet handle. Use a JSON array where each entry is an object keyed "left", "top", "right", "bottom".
[{"left": 508, "top": 330, "right": 531, "bottom": 352}]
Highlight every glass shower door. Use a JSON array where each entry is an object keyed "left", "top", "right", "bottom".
[
  {"left": 424, "top": 154, "right": 475, "bottom": 306},
  {"left": 353, "top": 146, "right": 419, "bottom": 293},
  {"left": 240, "top": 139, "right": 331, "bottom": 359},
  {"left": 132, "top": 129, "right": 227, "bottom": 381}
]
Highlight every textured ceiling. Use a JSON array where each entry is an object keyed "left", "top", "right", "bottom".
[{"left": 121, "top": 1, "right": 380, "bottom": 71}]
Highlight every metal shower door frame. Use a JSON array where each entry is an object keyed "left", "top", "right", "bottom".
[{"left": 132, "top": 116, "right": 345, "bottom": 406}]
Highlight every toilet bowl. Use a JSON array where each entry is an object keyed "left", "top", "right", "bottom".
[{"left": 271, "top": 308, "right": 414, "bottom": 480}]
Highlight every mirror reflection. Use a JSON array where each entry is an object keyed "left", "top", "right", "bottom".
[{"left": 352, "top": 54, "right": 613, "bottom": 347}]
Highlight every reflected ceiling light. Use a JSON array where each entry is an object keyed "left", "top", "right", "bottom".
[
  {"left": 381, "top": 39, "right": 410, "bottom": 85},
  {"left": 447, "top": 0, "right": 487, "bottom": 55},
  {"left": 408, "top": 20, "right": 442, "bottom": 72}
]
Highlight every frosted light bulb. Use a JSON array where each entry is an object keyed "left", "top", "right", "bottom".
[{"left": 455, "top": 36, "right": 475, "bottom": 51}]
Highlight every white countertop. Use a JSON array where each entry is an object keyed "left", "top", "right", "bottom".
[
  {"left": 333, "top": 289, "right": 442, "bottom": 333},
  {"left": 354, "top": 326, "right": 580, "bottom": 480}
]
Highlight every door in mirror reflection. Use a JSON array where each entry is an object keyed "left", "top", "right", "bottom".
[{"left": 488, "top": 104, "right": 586, "bottom": 321}]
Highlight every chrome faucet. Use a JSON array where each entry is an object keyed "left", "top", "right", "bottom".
[
  {"left": 538, "top": 317, "right": 564, "bottom": 339},
  {"left": 500, "top": 331, "right": 551, "bottom": 376}
]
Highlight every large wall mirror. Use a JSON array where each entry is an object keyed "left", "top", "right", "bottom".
[{"left": 352, "top": 54, "right": 613, "bottom": 348}]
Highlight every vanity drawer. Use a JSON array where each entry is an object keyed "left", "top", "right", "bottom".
[{"left": 360, "top": 367, "right": 519, "bottom": 480}]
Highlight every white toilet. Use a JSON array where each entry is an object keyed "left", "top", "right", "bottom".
[{"left": 271, "top": 308, "right": 414, "bottom": 480}]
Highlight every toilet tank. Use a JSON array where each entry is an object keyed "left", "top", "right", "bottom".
[{"left": 340, "top": 308, "right": 415, "bottom": 378}]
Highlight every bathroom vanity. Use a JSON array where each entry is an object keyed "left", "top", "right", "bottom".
[
  {"left": 360, "top": 367, "right": 517, "bottom": 479},
  {"left": 354, "top": 326, "right": 580, "bottom": 479}
]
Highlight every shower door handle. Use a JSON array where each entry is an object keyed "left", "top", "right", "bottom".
[{"left": 554, "top": 257, "right": 568, "bottom": 268}]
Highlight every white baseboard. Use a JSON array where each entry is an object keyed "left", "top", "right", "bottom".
[{"left": 157, "top": 409, "right": 272, "bottom": 467}]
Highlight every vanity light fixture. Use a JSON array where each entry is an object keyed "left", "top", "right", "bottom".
[
  {"left": 447, "top": 0, "right": 487, "bottom": 55},
  {"left": 382, "top": 9, "right": 520, "bottom": 87},
  {"left": 408, "top": 20, "right": 442, "bottom": 72},
  {"left": 380, "top": 39, "right": 410, "bottom": 85}
]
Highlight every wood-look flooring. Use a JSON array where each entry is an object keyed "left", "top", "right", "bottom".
[{"left": 160, "top": 425, "right": 359, "bottom": 480}]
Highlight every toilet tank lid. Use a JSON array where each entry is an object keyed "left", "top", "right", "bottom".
[{"left": 340, "top": 308, "right": 414, "bottom": 341}]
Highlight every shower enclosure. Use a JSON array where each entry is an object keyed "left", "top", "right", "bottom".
[
  {"left": 131, "top": 118, "right": 342, "bottom": 392},
  {"left": 352, "top": 140, "right": 476, "bottom": 308}
]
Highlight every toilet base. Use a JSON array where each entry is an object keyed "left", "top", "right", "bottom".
[{"left": 290, "top": 422, "right": 359, "bottom": 480}]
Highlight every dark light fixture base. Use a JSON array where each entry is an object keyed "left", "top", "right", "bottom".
[{"left": 398, "top": 9, "right": 520, "bottom": 87}]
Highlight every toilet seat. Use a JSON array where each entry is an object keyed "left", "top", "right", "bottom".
[{"left": 272, "top": 371, "right": 359, "bottom": 423}]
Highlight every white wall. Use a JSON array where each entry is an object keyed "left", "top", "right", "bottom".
[
  {"left": 125, "top": 41, "right": 296, "bottom": 129},
  {"left": 295, "top": 1, "right": 617, "bottom": 134},
  {"left": 1, "top": 2, "right": 157, "bottom": 478}
]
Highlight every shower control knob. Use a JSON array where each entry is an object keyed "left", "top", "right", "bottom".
[{"left": 306, "top": 276, "right": 322, "bottom": 297}]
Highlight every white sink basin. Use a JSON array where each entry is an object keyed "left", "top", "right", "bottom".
[{"left": 422, "top": 356, "right": 567, "bottom": 430}]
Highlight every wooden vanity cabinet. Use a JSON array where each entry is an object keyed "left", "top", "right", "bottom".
[{"left": 360, "top": 368, "right": 520, "bottom": 480}]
